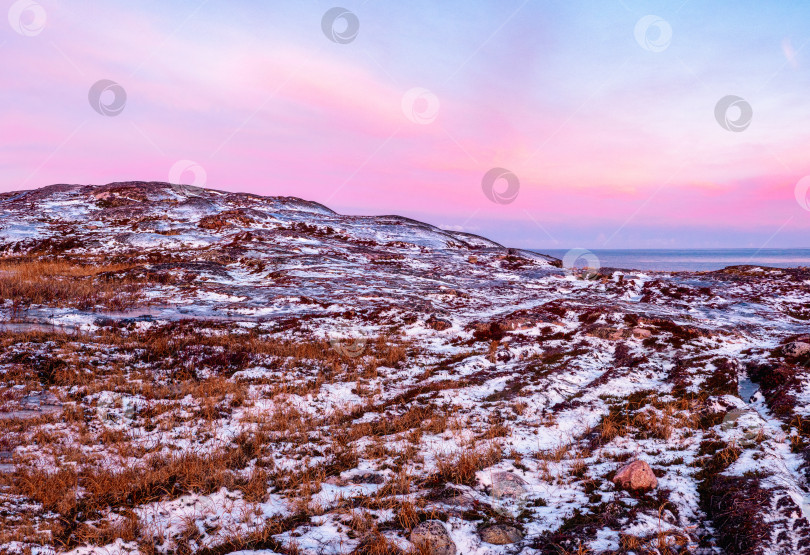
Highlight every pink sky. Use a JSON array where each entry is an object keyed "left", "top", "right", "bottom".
[{"left": 2, "top": 1, "right": 810, "bottom": 247}]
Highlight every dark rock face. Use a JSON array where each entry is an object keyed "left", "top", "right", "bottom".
[{"left": 349, "top": 471, "right": 385, "bottom": 484}]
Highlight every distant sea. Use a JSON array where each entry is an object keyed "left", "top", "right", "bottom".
[{"left": 534, "top": 248, "right": 810, "bottom": 272}]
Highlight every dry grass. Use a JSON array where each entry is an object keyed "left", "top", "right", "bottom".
[
  {"left": 620, "top": 529, "right": 689, "bottom": 555},
  {"left": 0, "top": 257, "right": 143, "bottom": 310},
  {"left": 0, "top": 319, "right": 424, "bottom": 549},
  {"left": 2, "top": 435, "right": 272, "bottom": 547},
  {"left": 594, "top": 393, "right": 703, "bottom": 447},
  {"left": 430, "top": 443, "right": 503, "bottom": 487},
  {"left": 396, "top": 500, "right": 420, "bottom": 531},
  {"left": 537, "top": 442, "right": 572, "bottom": 463},
  {"left": 354, "top": 530, "right": 403, "bottom": 555},
  {"left": 0, "top": 273, "right": 738, "bottom": 553}
]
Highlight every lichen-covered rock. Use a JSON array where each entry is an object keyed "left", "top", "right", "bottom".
[
  {"left": 490, "top": 471, "right": 527, "bottom": 499},
  {"left": 479, "top": 524, "right": 523, "bottom": 544},
  {"left": 431, "top": 486, "right": 475, "bottom": 508},
  {"left": 612, "top": 460, "right": 657, "bottom": 491},
  {"left": 784, "top": 341, "right": 810, "bottom": 358},
  {"left": 410, "top": 520, "right": 456, "bottom": 555}
]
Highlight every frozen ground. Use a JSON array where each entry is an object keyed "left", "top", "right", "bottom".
[{"left": 0, "top": 182, "right": 809, "bottom": 554}]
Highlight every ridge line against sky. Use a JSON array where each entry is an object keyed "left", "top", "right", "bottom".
[{"left": 2, "top": 0, "right": 810, "bottom": 248}]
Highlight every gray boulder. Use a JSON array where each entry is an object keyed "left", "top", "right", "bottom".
[
  {"left": 479, "top": 524, "right": 523, "bottom": 544},
  {"left": 490, "top": 472, "right": 527, "bottom": 499},
  {"left": 410, "top": 520, "right": 456, "bottom": 555}
]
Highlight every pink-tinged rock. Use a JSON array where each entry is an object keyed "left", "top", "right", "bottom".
[
  {"left": 612, "top": 460, "right": 657, "bottom": 491},
  {"left": 632, "top": 327, "right": 652, "bottom": 339}
]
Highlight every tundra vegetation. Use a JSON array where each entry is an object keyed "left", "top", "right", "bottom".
[{"left": 1, "top": 183, "right": 809, "bottom": 554}]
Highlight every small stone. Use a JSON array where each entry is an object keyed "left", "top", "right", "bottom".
[
  {"left": 784, "top": 341, "right": 810, "bottom": 358},
  {"left": 0, "top": 451, "right": 13, "bottom": 473},
  {"left": 632, "top": 327, "right": 652, "bottom": 339},
  {"left": 479, "top": 524, "right": 523, "bottom": 545},
  {"left": 122, "top": 399, "right": 137, "bottom": 420},
  {"left": 490, "top": 472, "right": 527, "bottom": 499},
  {"left": 350, "top": 471, "right": 385, "bottom": 484},
  {"left": 612, "top": 460, "right": 657, "bottom": 491},
  {"left": 410, "top": 520, "right": 456, "bottom": 555},
  {"left": 20, "top": 391, "right": 60, "bottom": 408}
]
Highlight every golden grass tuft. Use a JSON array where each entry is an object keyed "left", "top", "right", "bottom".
[
  {"left": 0, "top": 257, "right": 143, "bottom": 310},
  {"left": 431, "top": 443, "right": 503, "bottom": 487}
]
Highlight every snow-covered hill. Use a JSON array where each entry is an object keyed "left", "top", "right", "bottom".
[{"left": 1, "top": 182, "right": 810, "bottom": 554}]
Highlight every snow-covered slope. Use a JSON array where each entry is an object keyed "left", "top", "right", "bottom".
[
  {"left": 0, "top": 182, "right": 517, "bottom": 253},
  {"left": 1, "top": 182, "right": 810, "bottom": 554}
]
